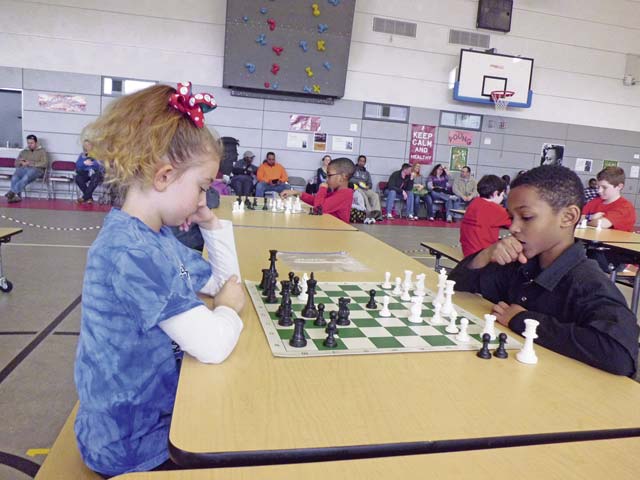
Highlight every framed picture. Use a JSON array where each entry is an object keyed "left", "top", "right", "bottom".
[
  {"left": 540, "top": 143, "right": 565, "bottom": 166},
  {"left": 449, "top": 147, "right": 468, "bottom": 171}
]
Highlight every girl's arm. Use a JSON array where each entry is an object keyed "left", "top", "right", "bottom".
[{"left": 199, "top": 219, "right": 241, "bottom": 296}]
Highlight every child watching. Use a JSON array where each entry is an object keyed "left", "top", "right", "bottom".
[
  {"left": 582, "top": 167, "right": 636, "bottom": 231},
  {"left": 459, "top": 175, "right": 511, "bottom": 257},
  {"left": 449, "top": 165, "right": 638, "bottom": 376},
  {"left": 74, "top": 83, "right": 245, "bottom": 477},
  {"left": 281, "top": 157, "right": 355, "bottom": 223}
]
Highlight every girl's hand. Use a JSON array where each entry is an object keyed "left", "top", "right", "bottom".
[
  {"left": 213, "top": 275, "right": 245, "bottom": 313},
  {"left": 181, "top": 205, "right": 219, "bottom": 231}
]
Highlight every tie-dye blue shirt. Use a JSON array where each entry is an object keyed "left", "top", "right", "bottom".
[{"left": 74, "top": 208, "right": 211, "bottom": 476}]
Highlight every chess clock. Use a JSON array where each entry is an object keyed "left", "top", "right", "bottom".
[{"left": 476, "top": 0, "right": 513, "bottom": 33}]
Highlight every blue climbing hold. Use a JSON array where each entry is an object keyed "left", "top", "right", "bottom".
[
  {"left": 242, "top": 16, "right": 249, "bottom": 22},
  {"left": 328, "top": 0, "right": 341, "bottom": 6},
  {"left": 299, "top": 40, "right": 308, "bottom": 52},
  {"left": 260, "top": 7, "right": 267, "bottom": 14},
  {"left": 256, "top": 33, "right": 267, "bottom": 45},
  {"left": 318, "top": 23, "right": 328, "bottom": 33},
  {"left": 323, "top": 61, "right": 332, "bottom": 71},
  {"left": 245, "top": 63, "right": 256, "bottom": 73},
  {"left": 303, "top": 85, "right": 312, "bottom": 94},
  {"left": 271, "top": 82, "right": 279, "bottom": 90}
]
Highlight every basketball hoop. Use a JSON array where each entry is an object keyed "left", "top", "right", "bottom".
[{"left": 490, "top": 90, "right": 515, "bottom": 112}]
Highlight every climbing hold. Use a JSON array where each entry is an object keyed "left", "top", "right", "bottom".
[
  {"left": 272, "top": 46, "right": 284, "bottom": 56},
  {"left": 305, "top": 66, "right": 314, "bottom": 77},
  {"left": 267, "top": 18, "right": 276, "bottom": 31},
  {"left": 316, "top": 39, "right": 326, "bottom": 51},
  {"left": 317, "top": 23, "right": 328, "bottom": 33},
  {"left": 312, "top": 84, "right": 321, "bottom": 93},
  {"left": 299, "top": 40, "right": 309, "bottom": 52},
  {"left": 245, "top": 63, "right": 256, "bottom": 73},
  {"left": 323, "top": 61, "right": 332, "bottom": 70},
  {"left": 256, "top": 34, "right": 267, "bottom": 46},
  {"left": 271, "top": 63, "right": 280, "bottom": 75}
]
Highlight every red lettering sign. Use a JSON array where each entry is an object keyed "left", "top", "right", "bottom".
[{"left": 409, "top": 124, "right": 436, "bottom": 165}]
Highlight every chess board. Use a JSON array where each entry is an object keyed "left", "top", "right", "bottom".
[
  {"left": 231, "top": 197, "right": 308, "bottom": 214},
  {"left": 246, "top": 280, "right": 522, "bottom": 358}
]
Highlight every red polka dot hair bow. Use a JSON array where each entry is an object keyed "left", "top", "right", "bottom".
[{"left": 168, "top": 81, "right": 217, "bottom": 128}]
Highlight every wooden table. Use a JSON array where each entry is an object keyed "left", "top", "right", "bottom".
[
  {"left": 575, "top": 226, "right": 640, "bottom": 244},
  {"left": 215, "top": 195, "right": 357, "bottom": 231},
  {"left": 118, "top": 437, "right": 640, "bottom": 479},
  {"left": 603, "top": 242, "right": 640, "bottom": 313},
  {"left": 0, "top": 227, "right": 22, "bottom": 292},
  {"left": 169, "top": 227, "right": 640, "bottom": 468}
]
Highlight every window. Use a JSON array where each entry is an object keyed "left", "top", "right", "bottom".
[
  {"left": 363, "top": 102, "right": 409, "bottom": 123},
  {"left": 439, "top": 111, "right": 483, "bottom": 131},
  {"left": 102, "top": 77, "right": 157, "bottom": 96}
]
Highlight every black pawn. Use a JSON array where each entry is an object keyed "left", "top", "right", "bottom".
[
  {"left": 291, "top": 275, "right": 301, "bottom": 296},
  {"left": 366, "top": 289, "right": 377, "bottom": 309},
  {"left": 262, "top": 271, "right": 273, "bottom": 298},
  {"left": 275, "top": 281, "right": 290, "bottom": 317},
  {"left": 258, "top": 268, "right": 269, "bottom": 290},
  {"left": 477, "top": 333, "right": 492, "bottom": 359},
  {"left": 314, "top": 303, "right": 327, "bottom": 327},
  {"left": 244, "top": 196, "right": 251, "bottom": 209},
  {"left": 493, "top": 333, "right": 508, "bottom": 359},
  {"left": 252, "top": 197, "right": 258, "bottom": 209},
  {"left": 336, "top": 297, "right": 351, "bottom": 326},
  {"left": 279, "top": 300, "right": 293, "bottom": 326},
  {"left": 288, "top": 272, "right": 295, "bottom": 286},
  {"left": 289, "top": 318, "right": 307, "bottom": 348},
  {"left": 326, "top": 311, "right": 338, "bottom": 333},
  {"left": 262, "top": 197, "right": 268, "bottom": 210},
  {"left": 323, "top": 316, "right": 338, "bottom": 348}
]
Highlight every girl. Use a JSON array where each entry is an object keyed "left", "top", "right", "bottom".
[
  {"left": 306, "top": 155, "right": 331, "bottom": 194},
  {"left": 74, "top": 83, "right": 245, "bottom": 477},
  {"left": 425, "top": 163, "right": 455, "bottom": 222}
]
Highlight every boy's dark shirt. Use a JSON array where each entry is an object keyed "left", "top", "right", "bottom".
[
  {"left": 387, "top": 170, "right": 413, "bottom": 193},
  {"left": 449, "top": 241, "right": 639, "bottom": 376}
]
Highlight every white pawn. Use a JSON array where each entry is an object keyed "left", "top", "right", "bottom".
[
  {"left": 403, "top": 270, "right": 413, "bottom": 291},
  {"left": 482, "top": 313, "right": 497, "bottom": 340},
  {"left": 293, "top": 196, "right": 302, "bottom": 213},
  {"left": 408, "top": 296, "right": 423, "bottom": 323},
  {"left": 517, "top": 318, "right": 539, "bottom": 365},
  {"left": 430, "top": 301, "right": 446, "bottom": 325},
  {"left": 414, "top": 273, "right": 426, "bottom": 297},
  {"left": 379, "top": 295, "right": 391, "bottom": 317},
  {"left": 392, "top": 277, "right": 402, "bottom": 295},
  {"left": 596, "top": 219, "right": 603, "bottom": 230},
  {"left": 271, "top": 198, "right": 278, "bottom": 212},
  {"left": 400, "top": 284, "right": 411, "bottom": 302},
  {"left": 445, "top": 312, "right": 459, "bottom": 334},
  {"left": 382, "top": 272, "right": 392, "bottom": 289},
  {"left": 455, "top": 318, "right": 471, "bottom": 342}
]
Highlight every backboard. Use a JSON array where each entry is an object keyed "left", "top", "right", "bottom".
[{"left": 453, "top": 49, "right": 534, "bottom": 108}]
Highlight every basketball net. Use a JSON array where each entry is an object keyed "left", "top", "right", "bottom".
[{"left": 490, "top": 90, "right": 514, "bottom": 112}]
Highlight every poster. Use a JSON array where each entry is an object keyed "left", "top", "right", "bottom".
[
  {"left": 540, "top": 143, "right": 565, "bottom": 166},
  {"left": 286, "top": 132, "right": 309, "bottom": 149},
  {"left": 313, "top": 133, "right": 327, "bottom": 152},
  {"left": 630, "top": 166, "right": 640, "bottom": 179},
  {"left": 289, "top": 115, "right": 321, "bottom": 132},
  {"left": 603, "top": 159, "right": 619, "bottom": 168},
  {"left": 332, "top": 136, "right": 354, "bottom": 152},
  {"left": 575, "top": 158, "right": 593, "bottom": 173},
  {"left": 38, "top": 93, "right": 87, "bottom": 112},
  {"left": 409, "top": 124, "right": 436, "bottom": 165},
  {"left": 449, "top": 147, "right": 468, "bottom": 171},
  {"left": 448, "top": 130, "right": 474, "bottom": 146}
]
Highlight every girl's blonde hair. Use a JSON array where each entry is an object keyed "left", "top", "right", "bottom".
[{"left": 82, "top": 84, "right": 222, "bottom": 191}]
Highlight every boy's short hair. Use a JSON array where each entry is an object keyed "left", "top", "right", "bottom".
[
  {"left": 401, "top": 163, "right": 411, "bottom": 171},
  {"left": 26, "top": 134, "right": 37, "bottom": 142},
  {"left": 330, "top": 157, "right": 355, "bottom": 178},
  {"left": 510, "top": 165, "right": 584, "bottom": 212},
  {"left": 597, "top": 167, "right": 625, "bottom": 187},
  {"left": 477, "top": 175, "right": 506, "bottom": 198}
]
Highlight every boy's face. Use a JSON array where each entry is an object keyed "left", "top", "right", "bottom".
[
  {"left": 597, "top": 180, "right": 622, "bottom": 202},
  {"left": 506, "top": 186, "right": 569, "bottom": 261},
  {"left": 325, "top": 165, "right": 343, "bottom": 190}
]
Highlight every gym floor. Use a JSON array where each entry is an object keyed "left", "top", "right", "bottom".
[{"left": 0, "top": 202, "right": 638, "bottom": 480}]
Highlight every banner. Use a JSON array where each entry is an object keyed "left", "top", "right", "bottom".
[
  {"left": 409, "top": 124, "right": 436, "bottom": 165},
  {"left": 448, "top": 130, "right": 473, "bottom": 146},
  {"left": 289, "top": 114, "right": 321, "bottom": 132},
  {"left": 38, "top": 93, "right": 87, "bottom": 112}
]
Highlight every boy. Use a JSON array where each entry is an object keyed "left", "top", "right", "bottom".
[
  {"left": 449, "top": 166, "right": 638, "bottom": 376},
  {"left": 385, "top": 163, "right": 414, "bottom": 219},
  {"left": 582, "top": 167, "right": 635, "bottom": 231},
  {"left": 459, "top": 175, "right": 511, "bottom": 257},
  {"left": 583, "top": 177, "right": 598, "bottom": 203},
  {"left": 281, "top": 157, "right": 355, "bottom": 223}
]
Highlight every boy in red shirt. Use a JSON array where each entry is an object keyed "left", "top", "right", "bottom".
[
  {"left": 281, "top": 157, "right": 355, "bottom": 223},
  {"left": 582, "top": 167, "right": 636, "bottom": 232},
  {"left": 460, "top": 175, "right": 511, "bottom": 257}
]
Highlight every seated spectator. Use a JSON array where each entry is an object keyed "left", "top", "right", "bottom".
[
  {"left": 5, "top": 134, "right": 48, "bottom": 203},
  {"left": 459, "top": 175, "right": 511, "bottom": 257},
  {"left": 501, "top": 174, "right": 511, "bottom": 207},
  {"left": 385, "top": 163, "right": 415, "bottom": 220},
  {"left": 281, "top": 157, "right": 355, "bottom": 223},
  {"left": 255, "top": 151, "right": 290, "bottom": 197},
  {"left": 583, "top": 177, "right": 599, "bottom": 204},
  {"left": 452, "top": 166, "right": 478, "bottom": 210},
  {"left": 230, "top": 150, "right": 258, "bottom": 196},
  {"left": 75, "top": 139, "right": 104, "bottom": 204},
  {"left": 410, "top": 163, "right": 428, "bottom": 218},
  {"left": 306, "top": 155, "right": 331, "bottom": 194},
  {"left": 352, "top": 155, "right": 382, "bottom": 222},
  {"left": 425, "top": 164, "right": 455, "bottom": 222}
]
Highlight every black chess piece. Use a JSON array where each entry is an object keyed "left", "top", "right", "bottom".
[
  {"left": 244, "top": 196, "right": 251, "bottom": 209},
  {"left": 289, "top": 317, "right": 307, "bottom": 348},
  {"left": 493, "top": 333, "right": 508, "bottom": 359},
  {"left": 477, "top": 333, "right": 492, "bottom": 359},
  {"left": 236, "top": 195, "right": 242, "bottom": 205},
  {"left": 258, "top": 268, "right": 269, "bottom": 290},
  {"left": 262, "top": 271, "right": 273, "bottom": 298},
  {"left": 323, "top": 315, "right": 338, "bottom": 348},
  {"left": 314, "top": 303, "right": 327, "bottom": 326},
  {"left": 315, "top": 205, "right": 323, "bottom": 215},
  {"left": 301, "top": 273, "right": 318, "bottom": 318},
  {"left": 262, "top": 197, "right": 268, "bottom": 210},
  {"left": 291, "top": 275, "right": 301, "bottom": 296},
  {"left": 288, "top": 272, "right": 295, "bottom": 285},
  {"left": 265, "top": 276, "right": 278, "bottom": 304},
  {"left": 278, "top": 299, "right": 293, "bottom": 326},
  {"left": 252, "top": 197, "right": 258, "bottom": 209},
  {"left": 280, "top": 280, "right": 290, "bottom": 298},
  {"left": 366, "top": 289, "right": 377, "bottom": 309},
  {"left": 276, "top": 281, "right": 291, "bottom": 317},
  {"left": 268, "top": 249, "right": 278, "bottom": 278},
  {"left": 336, "top": 297, "right": 351, "bottom": 326}
]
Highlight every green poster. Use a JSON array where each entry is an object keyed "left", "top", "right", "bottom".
[
  {"left": 449, "top": 147, "right": 468, "bottom": 171},
  {"left": 603, "top": 160, "right": 618, "bottom": 168}
]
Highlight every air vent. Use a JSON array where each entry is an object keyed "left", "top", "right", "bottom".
[
  {"left": 449, "top": 29, "right": 490, "bottom": 48},
  {"left": 373, "top": 17, "right": 417, "bottom": 38}
]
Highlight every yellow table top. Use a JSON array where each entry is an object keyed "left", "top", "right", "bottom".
[
  {"left": 215, "top": 195, "right": 357, "bottom": 231},
  {"left": 0, "top": 227, "right": 23, "bottom": 239},
  {"left": 575, "top": 226, "right": 640, "bottom": 244},
  {"left": 169, "top": 227, "right": 640, "bottom": 466},
  {"left": 117, "top": 438, "right": 640, "bottom": 479}
]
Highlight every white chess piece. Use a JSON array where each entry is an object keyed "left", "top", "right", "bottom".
[
  {"left": 232, "top": 200, "right": 240, "bottom": 212},
  {"left": 516, "top": 319, "right": 539, "bottom": 364},
  {"left": 400, "top": 284, "right": 411, "bottom": 302},
  {"left": 379, "top": 295, "right": 391, "bottom": 317},
  {"left": 239, "top": 199, "right": 245, "bottom": 211},
  {"left": 414, "top": 273, "right": 426, "bottom": 296},
  {"left": 434, "top": 269, "right": 447, "bottom": 306},
  {"left": 298, "top": 273, "right": 309, "bottom": 301},
  {"left": 403, "top": 270, "right": 413, "bottom": 291},
  {"left": 445, "top": 311, "right": 459, "bottom": 333},
  {"left": 482, "top": 314, "right": 497, "bottom": 340},
  {"left": 441, "top": 280, "right": 456, "bottom": 318},
  {"left": 596, "top": 219, "right": 603, "bottom": 230},
  {"left": 293, "top": 196, "right": 302, "bottom": 213},
  {"left": 430, "top": 301, "right": 446, "bottom": 325},
  {"left": 392, "top": 277, "right": 402, "bottom": 295},
  {"left": 578, "top": 218, "right": 587, "bottom": 229},
  {"left": 455, "top": 318, "right": 471, "bottom": 342},
  {"left": 271, "top": 198, "right": 278, "bottom": 212},
  {"left": 382, "top": 272, "right": 392, "bottom": 289},
  {"left": 408, "top": 296, "right": 423, "bottom": 323}
]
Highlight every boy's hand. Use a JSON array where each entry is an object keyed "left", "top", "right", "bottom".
[
  {"left": 402, "top": 190, "right": 408, "bottom": 200},
  {"left": 280, "top": 189, "right": 299, "bottom": 198},
  {"left": 488, "top": 236, "right": 527, "bottom": 265},
  {"left": 182, "top": 205, "right": 219, "bottom": 231},
  {"left": 590, "top": 212, "right": 605, "bottom": 220},
  {"left": 492, "top": 301, "right": 526, "bottom": 326},
  {"left": 213, "top": 275, "right": 245, "bottom": 313}
]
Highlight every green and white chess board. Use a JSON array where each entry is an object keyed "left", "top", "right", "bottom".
[{"left": 246, "top": 280, "right": 522, "bottom": 358}]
